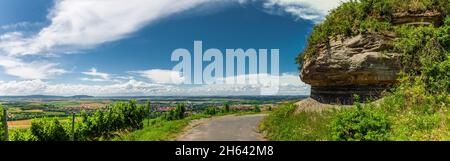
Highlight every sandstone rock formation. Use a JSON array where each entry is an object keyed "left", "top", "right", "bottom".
[
  {"left": 301, "top": 33, "right": 401, "bottom": 104},
  {"left": 391, "top": 10, "right": 444, "bottom": 26},
  {"left": 300, "top": 11, "right": 444, "bottom": 104}
]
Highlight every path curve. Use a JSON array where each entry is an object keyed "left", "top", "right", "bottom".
[{"left": 177, "top": 114, "right": 267, "bottom": 141}]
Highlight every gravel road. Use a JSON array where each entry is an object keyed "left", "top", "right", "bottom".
[{"left": 177, "top": 114, "right": 267, "bottom": 141}]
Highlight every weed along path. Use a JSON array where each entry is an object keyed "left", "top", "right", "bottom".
[{"left": 177, "top": 114, "right": 267, "bottom": 141}]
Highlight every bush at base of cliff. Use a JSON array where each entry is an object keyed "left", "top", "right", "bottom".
[{"left": 330, "top": 103, "right": 391, "bottom": 141}]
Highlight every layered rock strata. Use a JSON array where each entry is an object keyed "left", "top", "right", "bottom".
[
  {"left": 301, "top": 11, "right": 444, "bottom": 104},
  {"left": 301, "top": 33, "right": 401, "bottom": 104}
]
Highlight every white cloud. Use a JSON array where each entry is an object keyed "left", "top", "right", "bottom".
[
  {"left": 0, "top": 22, "right": 44, "bottom": 31},
  {"left": 0, "top": 80, "right": 48, "bottom": 95},
  {"left": 80, "top": 78, "right": 108, "bottom": 82},
  {"left": 133, "top": 69, "right": 184, "bottom": 84},
  {"left": 0, "top": 56, "right": 66, "bottom": 79},
  {"left": 82, "top": 68, "right": 110, "bottom": 80},
  {"left": 0, "top": 79, "right": 165, "bottom": 96},
  {"left": 0, "top": 0, "right": 208, "bottom": 57},
  {"left": 0, "top": 73, "right": 310, "bottom": 96},
  {"left": 0, "top": 0, "right": 208, "bottom": 79},
  {"left": 262, "top": 0, "right": 349, "bottom": 22}
]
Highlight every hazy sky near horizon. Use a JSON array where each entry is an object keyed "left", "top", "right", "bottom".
[{"left": 0, "top": 0, "right": 346, "bottom": 96}]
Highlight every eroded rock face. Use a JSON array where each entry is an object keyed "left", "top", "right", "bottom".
[
  {"left": 392, "top": 10, "right": 443, "bottom": 26},
  {"left": 301, "top": 33, "right": 402, "bottom": 104},
  {"left": 300, "top": 11, "right": 444, "bottom": 104}
]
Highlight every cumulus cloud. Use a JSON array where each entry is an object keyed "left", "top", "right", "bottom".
[
  {"left": 0, "top": 79, "right": 165, "bottom": 96},
  {"left": 0, "top": 56, "right": 66, "bottom": 79},
  {"left": 0, "top": 73, "right": 310, "bottom": 96}
]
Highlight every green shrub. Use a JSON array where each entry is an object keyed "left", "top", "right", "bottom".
[
  {"left": 30, "top": 118, "right": 70, "bottom": 141},
  {"left": 10, "top": 129, "right": 37, "bottom": 141},
  {"left": 359, "top": 17, "right": 392, "bottom": 33},
  {"left": 76, "top": 100, "right": 147, "bottom": 140},
  {"left": 175, "top": 104, "right": 186, "bottom": 120},
  {"left": 223, "top": 104, "right": 230, "bottom": 113},
  {"left": 330, "top": 103, "right": 391, "bottom": 141},
  {"left": 252, "top": 105, "right": 261, "bottom": 112},
  {"left": 164, "top": 103, "right": 186, "bottom": 121},
  {"left": 204, "top": 107, "right": 218, "bottom": 116},
  {"left": 0, "top": 106, "right": 5, "bottom": 141}
]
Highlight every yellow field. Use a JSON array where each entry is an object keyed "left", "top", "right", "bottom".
[{"left": 8, "top": 119, "right": 32, "bottom": 129}]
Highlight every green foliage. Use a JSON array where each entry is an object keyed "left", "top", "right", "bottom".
[
  {"left": 204, "top": 107, "right": 219, "bottom": 116},
  {"left": 10, "top": 129, "right": 37, "bottom": 141},
  {"left": 203, "top": 104, "right": 262, "bottom": 117},
  {"left": 9, "top": 99, "right": 148, "bottom": 141},
  {"left": 0, "top": 105, "right": 5, "bottom": 141},
  {"left": 252, "top": 105, "right": 261, "bottom": 113},
  {"left": 359, "top": 17, "right": 392, "bottom": 33},
  {"left": 30, "top": 118, "right": 70, "bottom": 141},
  {"left": 164, "top": 103, "right": 186, "bottom": 121},
  {"left": 437, "top": 16, "right": 450, "bottom": 51},
  {"left": 393, "top": 25, "right": 448, "bottom": 73},
  {"left": 223, "top": 103, "right": 230, "bottom": 113},
  {"left": 76, "top": 100, "right": 147, "bottom": 140},
  {"left": 260, "top": 104, "right": 333, "bottom": 141},
  {"left": 330, "top": 103, "right": 391, "bottom": 141}
]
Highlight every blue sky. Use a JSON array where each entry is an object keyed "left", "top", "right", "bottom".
[{"left": 0, "top": 0, "right": 345, "bottom": 96}]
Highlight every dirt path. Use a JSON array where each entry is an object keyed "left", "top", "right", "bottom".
[{"left": 177, "top": 114, "right": 267, "bottom": 141}]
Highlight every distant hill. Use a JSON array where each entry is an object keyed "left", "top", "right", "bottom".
[
  {"left": 0, "top": 95, "right": 94, "bottom": 100},
  {"left": 69, "top": 95, "right": 95, "bottom": 99}
]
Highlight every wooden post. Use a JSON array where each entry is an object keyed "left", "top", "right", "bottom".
[
  {"left": 147, "top": 101, "right": 151, "bottom": 127},
  {"left": 71, "top": 112, "right": 75, "bottom": 141},
  {"left": 147, "top": 109, "right": 150, "bottom": 127},
  {"left": 3, "top": 108, "right": 8, "bottom": 141}
]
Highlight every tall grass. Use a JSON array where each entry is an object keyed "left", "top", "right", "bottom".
[{"left": 260, "top": 104, "right": 334, "bottom": 141}]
